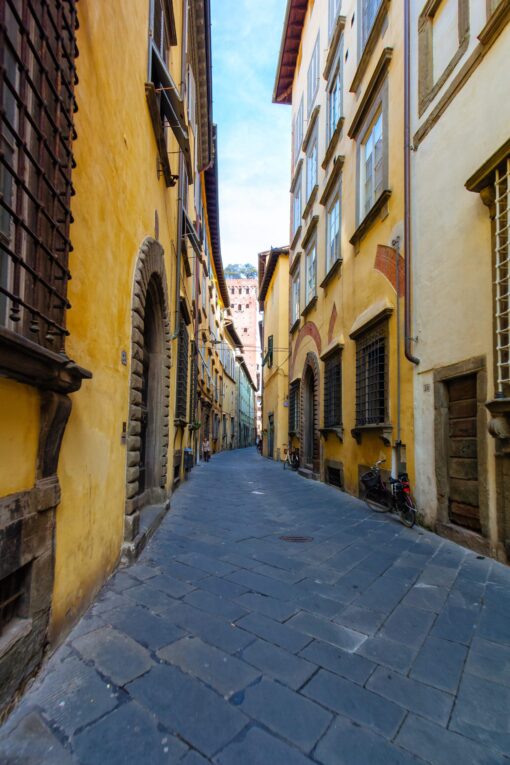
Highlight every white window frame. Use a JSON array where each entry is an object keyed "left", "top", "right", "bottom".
[
  {"left": 360, "top": 109, "right": 383, "bottom": 220},
  {"left": 360, "top": 0, "right": 383, "bottom": 51},
  {"left": 306, "top": 130, "right": 318, "bottom": 201},
  {"left": 291, "top": 268, "right": 301, "bottom": 324},
  {"left": 328, "top": 0, "right": 342, "bottom": 38},
  {"left": 292, "top": 173, "right": 302, "bottom": 236},
  {"left": 307, "top": 34, "right": 320, "bottom": 116},
  {"left": 327, "top": 58, "right": 342, "bottom": 144},
  {"left": 293, "top": 98, "right": 304, "bottom": 167},
  {"left": 326, "top": 192, "right": 341, "bottom": 273},
  {"left": 305, "top": 240, "right": 317, "bottom": 305}
]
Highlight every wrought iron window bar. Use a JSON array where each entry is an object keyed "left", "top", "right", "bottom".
[
  {"left": 355, "top": 322, "right": 387, "bottom": 426},
  {"left": 324, "top": 352, "right": 342, "bottom": 427},
  {"left": 1, "top": 0, "right": 78, "bottom": 353}
]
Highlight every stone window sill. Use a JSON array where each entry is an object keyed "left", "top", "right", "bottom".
[
  {"left": 319, "top": 426, "right": 344, "bottom": 442},
  {"left": 322, "top": 118, "right": 345, "bottom": 170},
  {"left": 479, "top": 1, "right": 510, "bottom": 45},
  {"left": 320, "top": 258, "right": 342, "bottom": 289},
  {"left": 351, "top": 422, "right": 392, "bottom": 445},
  {"left": 290, "top": 158, "right": 304, "bottom": 193},
  {"left": 301, "top": 295, "right": 318, "bottom": 317},
  {"left": 302, "top": 185, "right": 318, "bottom": 220},
  {"left": 0, "top": 327, "right": 91, "bottom": 394},
  {"left": 290, "top": 318, "right": 301, "bottom": 335},
  {"left": 290, "top": 225, "right": 302, "bottom": 251},
  {"left": 349, "top": 0, "right": 390, "bottom": 93},
  {"left": 324, "top": 15, "right": 347, "bottom": 80},
  {"left": 350, "top": 189, "right": 392, "bottom": 249},
  {"left": 303, "top": 105, "right": 320, "bottom": 152}
]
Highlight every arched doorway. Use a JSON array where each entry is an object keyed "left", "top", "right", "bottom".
[
  {"left": 301, "top": 352, "right": 320, "bottom": 475},
  {"left": 124, "top": 238, "right": 171, "bottom": 561},
  {"left": 139, "top": 276, "right": 165, "bottom": 493}
]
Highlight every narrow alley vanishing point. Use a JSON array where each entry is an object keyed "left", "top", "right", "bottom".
[{"left": 1, "top": 449, "right": 509, "bottom": 765}]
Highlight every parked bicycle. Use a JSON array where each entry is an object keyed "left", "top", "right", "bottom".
[
  {"left": 283, "top": 445, "right": 299, "bottom": 471},
  {"left": 360, "top": 458, "right": 416, "bottom": 528}
]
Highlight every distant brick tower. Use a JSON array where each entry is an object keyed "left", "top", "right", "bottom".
[{"left": 227, "top": 279, "right": 259, "bottom": 388}]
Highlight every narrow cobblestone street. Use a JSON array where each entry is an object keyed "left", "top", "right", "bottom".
[{"left": 1, "top": 448, "right": 510, "bottom": 764}]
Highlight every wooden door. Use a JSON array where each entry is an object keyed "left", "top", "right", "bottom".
[
  {"left": 268, "top": 414, "right": 274, "bottom": 459},
  {"left": 447, "top": 374, "right": 480, "bottom": 531}
]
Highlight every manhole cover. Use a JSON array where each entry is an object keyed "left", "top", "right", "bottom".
[{"left": 279, "top": 535, "right": 314, "bottom": 543}]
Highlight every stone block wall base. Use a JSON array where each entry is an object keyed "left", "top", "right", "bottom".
[
  {"left": 298, "top": 467, "right": 320, "bottom": 481},
  {"left": 435, "top": 521, "right": 500, "bottom": 559},
  {"left": 121, "top": 503, "right": 168, "bottom": 565}
]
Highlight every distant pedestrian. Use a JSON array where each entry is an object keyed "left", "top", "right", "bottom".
[{"left": 203, "top": 437, "right": 211, "bottom": 462}]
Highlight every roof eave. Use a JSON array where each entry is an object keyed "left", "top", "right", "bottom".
[
  {"left": 272, "top": 0, "right": 308, "bottom": 105},
  {"left": 258, "top": 246, "right": 289, "bottom": 303}
]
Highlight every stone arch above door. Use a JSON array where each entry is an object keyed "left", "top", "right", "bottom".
[
  {"left": 300, "top": 351, "right": 320, "bottom": 475},
  {"left": 125, "top": 238, "right": 171, "bottom": 516}
]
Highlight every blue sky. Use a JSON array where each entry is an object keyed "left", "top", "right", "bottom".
[{"left": 211, "top": 0, "right": 291, "bottom": 266}]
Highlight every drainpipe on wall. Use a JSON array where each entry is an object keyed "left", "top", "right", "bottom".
[
  {"left": 404, "top": 0, "right": 420, "bottom": 367},
  {"left": 393, "top": 235, "right": 402, "bottom": 474}
]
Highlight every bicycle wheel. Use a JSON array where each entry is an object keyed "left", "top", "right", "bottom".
[
  {"left": 398, "top": 496, "right": 416, "bottom": 528},
  {"left": 365, "top": 490, "right": 391, "bottom": 513}
]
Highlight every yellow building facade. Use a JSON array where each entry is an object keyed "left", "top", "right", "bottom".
[
  {"left": 273, "top": 0, "right": 414, "bottom": 494},
  {"left": 259, "top": 248, "right": 290, "bottom": 461},
  {"left": 0, "top": 0, "right": 241, "bottom": 716}
]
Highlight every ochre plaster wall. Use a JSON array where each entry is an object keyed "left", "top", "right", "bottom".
[
  {"left": 288, "top": 0, "right": 414, "bottom": 495},
  {"left": 263, "top": 258, "right": 289, "bottom": 460},
  {"left": 0, "top": 379, "right": 39, "bottom": 496},
  {"left": 49, "top": 0, "right": 182, "bottom": 638}
]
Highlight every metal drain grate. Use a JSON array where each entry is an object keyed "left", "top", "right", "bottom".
[{"left": 279, "top": 535, "right": 314, "bottom": 543}]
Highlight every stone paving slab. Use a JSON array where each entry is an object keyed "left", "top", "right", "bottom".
[{"left": 1, "top": 448, "right": 510, "bottom": 764}]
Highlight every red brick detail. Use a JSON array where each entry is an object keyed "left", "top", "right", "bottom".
[
  {"left": 374, "top": 245, "right": 404, "bottom": 297},
  {"left": 227, "top": 279, "right": 259, "bottom": 384},
  {"left": 290, "top": 321, "right": 322, "bottom": 378},
  {"left": 328, "top": 303, "right": 338, "bottom": 344}
]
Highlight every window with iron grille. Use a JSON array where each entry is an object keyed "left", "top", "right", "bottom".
[
  {"left": 326, "top": 465, "right": 343, "bottom": 489},
  {"left": 324, "top": 352, "right": 342, "bottom": 427},
  {"left": 355, "top": 323, "right": 388, "bottom": 426},
  {"left": 494, "top": 157, "right": 510, "bottom": 395},
  {"left": 175, "top": 320, "right": 189, "bottom": 420},
  {"left": 289, "top": 380, "right": 300, "bottom": 433},
  {"left": 0, "top": 563, "right": 30, "bottom": 636},
  {"left": 0, "top": 0, "right": 78, "bottom": 350}
]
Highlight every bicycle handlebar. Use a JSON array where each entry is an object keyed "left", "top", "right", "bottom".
[{"left": 374, "top": 458, "right": 386, "bottom": 467}]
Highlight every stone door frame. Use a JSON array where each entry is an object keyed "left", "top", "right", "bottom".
[
  {"left": 124, "top": 239, "right": 171, "bottom": 548},
  {"left": 434, "top": 355, "right": 490, "bottom": 552},
  {"left": 300, "top": 351, "right": 320, "bottom": 474}
]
